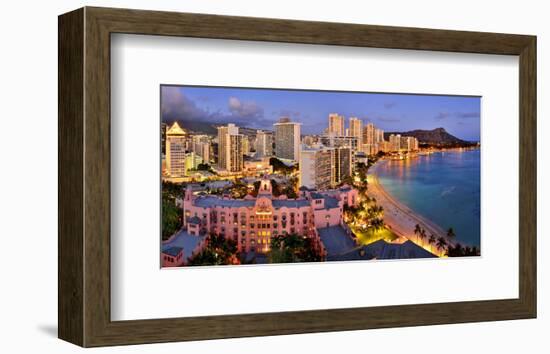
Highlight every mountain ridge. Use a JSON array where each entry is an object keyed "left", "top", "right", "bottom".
[{"left": 383, "top": 127, "right": 473, "bottom": 145}]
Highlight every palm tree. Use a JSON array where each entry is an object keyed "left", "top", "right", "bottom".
[
  {"left": 428, "top": 234, "right": 436, "bottom": 253},
  {"left": 436, "top": 237, "right": 448, "bottom": 255},
  {"left": 447, "top": 227, "right": 456, "bottom": 240},
  {"left": 414, "top": 224, "right": 422, "bottom": 241},
  {"left": 371, "top": 218, "right": 385, "bottom": 231},
  {"left": 419, "top": 228, "right": 427, "bottom": 246}
]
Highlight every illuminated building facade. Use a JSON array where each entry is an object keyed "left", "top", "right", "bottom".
[
  {"left": 182, "top": 177, "right": 359, "bottom": 254},
  {"left": 165, "top": 122, "right": 187, "bottom": 177}
]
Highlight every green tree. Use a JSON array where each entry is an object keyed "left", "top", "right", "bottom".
[
  {"left": 371, "top": 218, "right": 385, "bottom": 231},
  {"left": 161, "top": 199, "right": 181, "bottom": 241},
  {"left": 188, "top": 234, "right": 238, "bottom": 266},
  {"left": 268, "top": 234, "right": 321, "bottom": 264}
]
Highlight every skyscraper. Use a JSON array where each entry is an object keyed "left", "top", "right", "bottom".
[
  {"left": 364, "top": 123, "right": 375, "bottom": 145},
  {"left": 241, "top": 136, "right": 250, "bottom": 155},
  {"left": 332, "top": 147, "right": 352, "bottom": 186},
  {"left": 389, "top": 134, "right": 401, "bottom": 152},
  {"left": 399, "top": 136, "right": 419, "bottom": 152},
  {"left": 273, "top": 117, "right": 301, "bottom": 162},
  {"left": 217, "top": 123, "right": 243, "bottom": 172},
  {"left": 348, "top": 117, "right": 363, "bottom": 152},
  {"left": 165, "top": 122, "right": 187, "bottom": 177},
  {"left": 255, "top": 130, "right": 273, "bottom": 158},
  {"left": 375, "top": 128, "right": 384, "bottom": 144},
  {"left": 363, "top": 122, "right": 376, "bottom": 154},
  {"left": 299, "top": 145, "right": 352, "bottom": 190},
  {"left": 299, "top": 146, "right": 333, "bottom": 190},
  {"left": 191, "top": 135, "right": 211, "bottom": 164},
  {"left": 328, "top": 113, "right": 345, "bottom": 136}
]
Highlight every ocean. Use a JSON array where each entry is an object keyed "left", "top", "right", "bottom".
[{"left": 373, "top": 149, "right": 481, "bottom": 247}]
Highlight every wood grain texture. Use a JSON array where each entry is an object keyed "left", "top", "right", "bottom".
[
  {"left": 58, "top": 8, "right": 84, "bottom": 346},
  {"left": 518, "top": 37, "right": 537, "bottom": 316},
  {"left": 57, "top": 6, "right": 537, "bottom": 347}
]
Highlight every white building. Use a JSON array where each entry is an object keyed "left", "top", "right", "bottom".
[
  {"left": 217, "top": 123, "right": 243, "bottom": 172},
  {"left": 255, "top": 130, "right": 273, "bottom": 158},
  {"left": 191, "top": 135, "right": 211, "bottom": 164},
  {"left": 273, "top": 117, "right": 301, "bottom": 162},
  {"left": 300, "top": 145, "right": 352, "bottom": 190},
  {"left": 300, "top": 145, "right": 333, "bottom": 190},
  {"left": 328, "top": 113, "right": 345, "bottom": 136},
  {"left": 389, "top": 134, "right": 402, "bottom": 152},
  {"left": 165, "top": 122, "right": 187, "bottom": 177},
  {"left": 348, "top": 117, "right": 363, "bottom": 151}
]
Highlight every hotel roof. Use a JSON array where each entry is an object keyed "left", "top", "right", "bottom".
[
  {"left": 162, "top": 246, "right": 183, "bottom": 257},
  {"left": 323, "top": 196, "right": 340, "bottom": 209},
  {"left": 194, "top": 196, "right": 256, "bottom": 208},
  {"left": 272, "top": 199, "right": 310, "bottom": 209},
  {"left": 310, "top": 194, "right": 340, "bottom": 209},
  {"left": 318, "top": 225, "right": 356, "bottom": 258},
  {"left": 331, "top": 239, "right": 437, "bottom": 262},
  {"left": 166, "top": 121, "right": 186, "bottom": 135},
  {"left": 162, "top": 230, "right": 206, "bottom": 261}
]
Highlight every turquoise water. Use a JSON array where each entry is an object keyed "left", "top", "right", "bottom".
[{"left": 374, "top": 150, "right": 480, "bottom": 247}]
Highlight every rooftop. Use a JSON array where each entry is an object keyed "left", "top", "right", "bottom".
[
  {"left": 323, "top": 196, "right": 340, "bottom": 209},
  {"left": 272, "top": 199, "right": 310, "bottom": 209},
  {"left": 331, "top": 239, "right": 437, "bottom": 262},
  {"left": 194, "top": 196, "right": 256, "bottom": 208},
  {"left": 162, "top": 246, "right": 183, "bottom": 257},
  {"left": 162, "top": 230, "right": 206, "bottom": 261},
  {"left": 318, "top": 225, "right": 357, "bottom": 258}
]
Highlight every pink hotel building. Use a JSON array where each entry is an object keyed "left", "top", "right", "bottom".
[{"left": 178, "top": 178, "right": 359, "bottom": 257}]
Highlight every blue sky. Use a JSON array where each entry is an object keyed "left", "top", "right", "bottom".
[{"left": 161, "top": 85, "right": 481, "bottom": 141}]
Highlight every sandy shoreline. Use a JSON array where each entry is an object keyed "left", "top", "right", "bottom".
[{"left": 367, "top": 160, "right": 458, "bottom": 255}]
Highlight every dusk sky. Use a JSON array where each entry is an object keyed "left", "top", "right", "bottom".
[{"left": 161, "top": 85, "right": 481, "bottom": 141}]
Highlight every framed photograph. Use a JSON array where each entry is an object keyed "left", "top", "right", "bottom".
[{"left": 58, "top": 7, "right": 536, "bottom": 347}]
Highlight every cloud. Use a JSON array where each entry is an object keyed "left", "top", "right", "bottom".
[
  {"left": 435, "top": 111, "right": 479, "bottom": 121},
  {"left": 161, "top": 87, "right": 273, "bottom": 129},
  {"left": 435, "top": 112, "right": 450, "bottom": 121},
  {"left": 376, "top": 116, "right": 401, "bottom": 123},
  {"left": 161, "top": 86, "right": 215, "bottom": 123},
  {"left": 456, "top": 112, "right": 480, "bottom": 119},
  {"left": 228, "top": 97, "right": 264, "bottom": 119}
]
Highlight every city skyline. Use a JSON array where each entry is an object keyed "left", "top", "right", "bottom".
[{"left": 161, "top": 85, "right": 481, "bottom": 141}]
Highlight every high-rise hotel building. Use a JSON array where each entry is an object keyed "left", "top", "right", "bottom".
[
  {"left": 348, "top": 117, "right": 363, "bottom": 151},
  {"left": 255, "top": 130, "right": 273, "bottom": 158},
  {"left": 328, "top": 113, "right": 345, "bottom": 136},
  {"left": 300, "top": 145, "right": 352, "bottom": 190},
  {"left": 165, "top": 122, "right": 187, "bottom": 177},
  {"left": 274, "top": 117, "right": 301, "bottom": 162},
  {"left": 191, "top": 135, "right": 211, "bottom": 164},
  {"left": 300, "top": 146, "right": 333, "bottom": 190},
  {"left": 389, "top": 134, "right": 401, "bottom": 151},
  {"left": 217, "top": 123, "right": 244, "bottom": 172},
  {"left": 332, "top": 147, "right": 352, "bottom": 186}
]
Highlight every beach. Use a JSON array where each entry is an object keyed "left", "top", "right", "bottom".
[{"left": 367, "top": 160, "right": 457, "bottom": 256}]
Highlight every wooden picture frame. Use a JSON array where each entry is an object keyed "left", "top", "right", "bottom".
[{"left": 58, "top": 6, "right": 536, "bottom": 347}]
